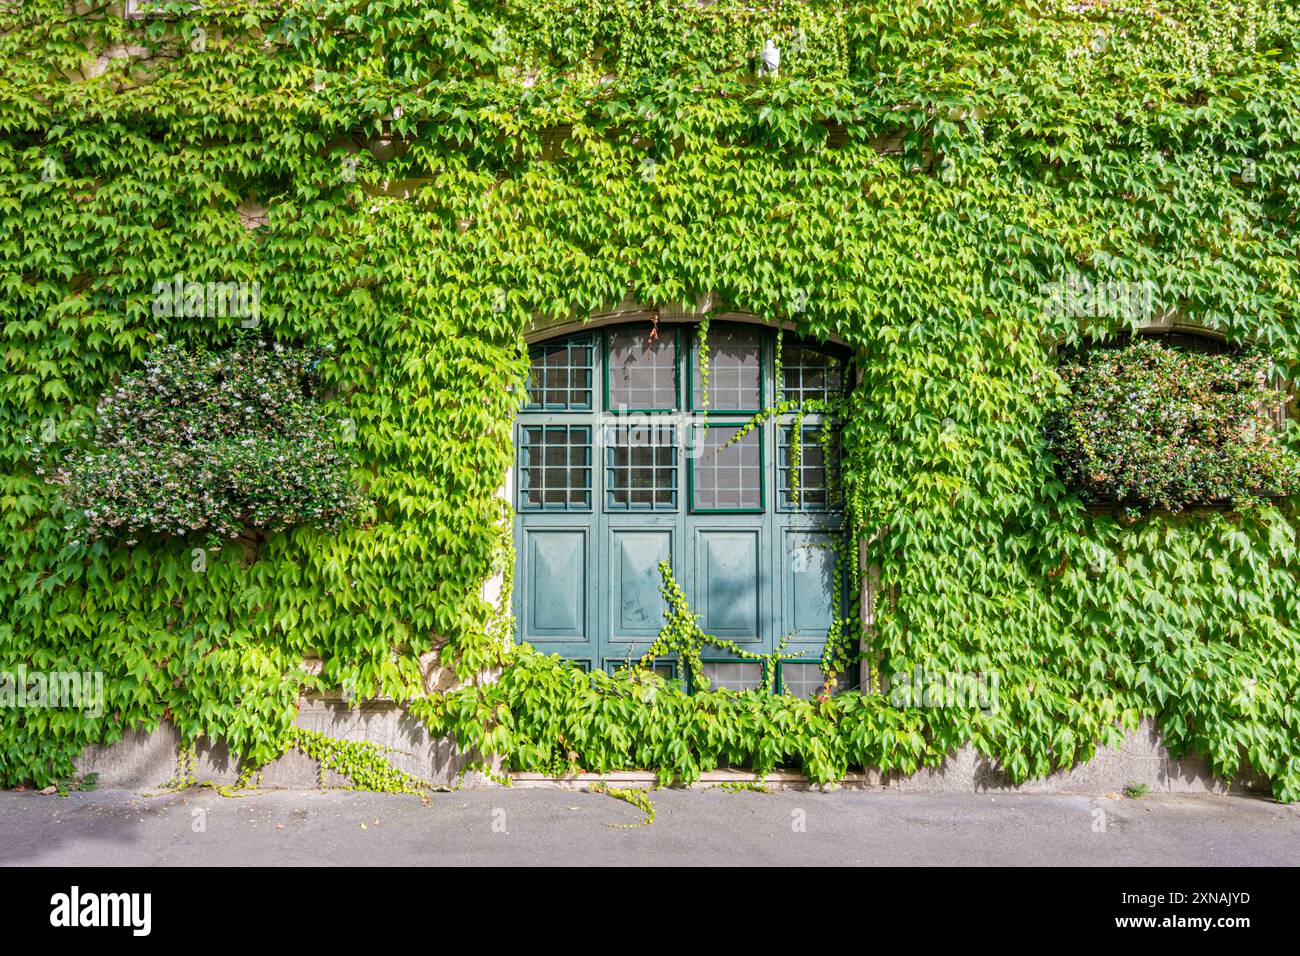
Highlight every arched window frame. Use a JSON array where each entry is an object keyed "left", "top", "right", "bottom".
[{"left": 512, "top": 314, "right": 856, "bottom": 696}]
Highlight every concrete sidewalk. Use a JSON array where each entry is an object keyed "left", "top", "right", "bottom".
[{"left": 1, "top": 787, "right": 1296, "bottom": 866}]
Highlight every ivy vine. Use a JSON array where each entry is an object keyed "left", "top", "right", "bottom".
[{"left": 3, "top": 0, "right": 1300, "bottom": 802}]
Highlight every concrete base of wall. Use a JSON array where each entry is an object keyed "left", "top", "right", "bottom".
[
  {"left": 76, "top": 710, "right": 1268, "bottom": 797},
  {"left": 877, "top": 718, "right": 1270, "bottom": 796},
  {"left": 74, "top": 699, "right": 491, "bottom": 791},
  {"left": 514, "top": 720, "right": 1270, "bottom": 795}
]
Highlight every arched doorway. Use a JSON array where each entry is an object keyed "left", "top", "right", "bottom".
[{"left": 512, "top": 318, "right": 851, "bottom": 695}]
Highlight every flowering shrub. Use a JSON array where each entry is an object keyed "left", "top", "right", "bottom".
[
  {"left": 56, "top": 340, "right": 362, "bottom": 546},
  {"left": 1047, "top": 338, "right": 1299, "bottom": 512}
]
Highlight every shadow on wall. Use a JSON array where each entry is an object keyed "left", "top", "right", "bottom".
[
  {"left": 74, "top": 699, "right": 488, "bottom": 790},
  {"left": 74, "top": 709, "right": 1270, "bottom": 796},
  {"left": 880, "top": 719, "right": 1271, "bottom": 796}
]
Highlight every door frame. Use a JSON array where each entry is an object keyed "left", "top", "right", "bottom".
[{"left": 513, "top": 314, "right": 854, "bottom": 692}]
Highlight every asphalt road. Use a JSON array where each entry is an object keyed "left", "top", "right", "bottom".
[{"left": 1, "top": 787, "right": 1297, "bottom": 866}]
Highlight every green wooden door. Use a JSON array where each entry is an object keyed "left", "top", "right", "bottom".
[{"left": 514, "top": 321, "right": 850, "bottom": 695}]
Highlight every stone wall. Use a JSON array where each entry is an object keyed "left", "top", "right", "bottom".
[
  {"left": 75, "top": 707, "right": 1270, "bottom": 797},
  {"left": 878, "top": 719, "right": 1270, "bottom": 796},
  {"left": 74, "top": 698, "right": 490, "bottom": 790}
]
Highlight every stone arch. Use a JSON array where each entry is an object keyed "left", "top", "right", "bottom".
[{"left": 524, "top": 295, "right": 849, "bottom": 348}]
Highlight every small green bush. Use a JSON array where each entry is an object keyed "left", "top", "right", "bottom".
[
  {"left": 53, "top": 340, "right": 362, "bottom": 547},
  {"left": 1047, "top": 339, "right": 1299, "bottom": 512}
]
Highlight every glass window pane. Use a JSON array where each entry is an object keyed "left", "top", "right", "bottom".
[
  {"left": 780, "top": 660, "right": 842, "bottom": 697},
  {"left": 520, "top": 425, "right": 591, "bottom": 510},
  {"left": 605, "top": 422, "right": 677, "bottom": 510},
  {"left": 693, "top": 327, "right": 761, "bottom": 410},
  {"left": 691, "top": 424, "right": 762, "bottom": 511},
  {"left": 606, "top": 660, "right": 677, "bottom": 682},
  {"left": 608, "top": 327, "right": 677, "bottom": 410},
  {"left": 778, "top": 423, "right": 842, "bottom": 511},
  {"left": 781, "top": 338, "right": 845, "bottom": 404},
  {"left": 701, "top": 661, "right": 763, "bottom": 692},
  {"left": 525, "top": 335, "right": 595, "bottom": 410}
]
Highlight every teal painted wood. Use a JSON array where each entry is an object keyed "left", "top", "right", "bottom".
[
  {"left": 514, "top": 321, "right": 848, "bottom": 691},
  {"left": 521, "top": 526, "right": 588, "bottom": 641}
]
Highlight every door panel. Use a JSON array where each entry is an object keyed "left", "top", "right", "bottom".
[
  {"left": 522, "top": 528, "right": 589, "bottom": 643},
  {"left": 608, "top": 527, "right": 673, "bottom": 643},
  {"left": 782, "top": 530, "right": 838, "bottom": 642},
  {"left": 693, "top": 527, "right": 762, "bottom": 643}
]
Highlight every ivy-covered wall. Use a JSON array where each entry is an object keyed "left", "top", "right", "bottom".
[{"left": 4, "top": 1, "right": 1299, "bottom": 799}]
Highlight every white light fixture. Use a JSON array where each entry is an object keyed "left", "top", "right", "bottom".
[{"left": 759, "top": 39, "right": 780, "bottom": 77}]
